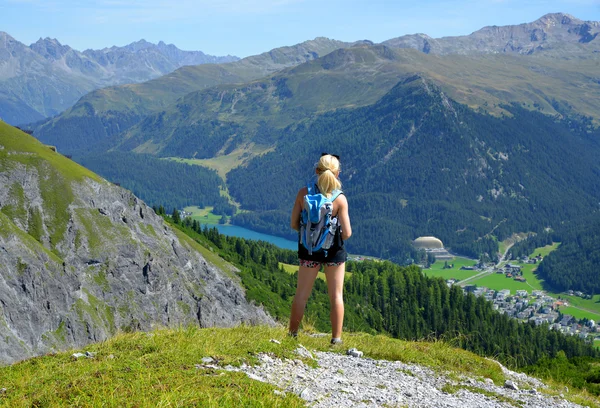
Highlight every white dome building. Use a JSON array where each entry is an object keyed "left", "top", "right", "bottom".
[
  {"left": 413, "top": 236, "right": 444, "bottom": 250},
  {"left": 413, "top": 236, "right": 453, "bottom": 260}
]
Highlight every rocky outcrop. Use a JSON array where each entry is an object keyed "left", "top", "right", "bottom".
[
  {"left": 0, "top": 122, "right": 272, "bottom": 365},
  {"left": 228, "top": 350, "right": 584, "bottom": 407}
]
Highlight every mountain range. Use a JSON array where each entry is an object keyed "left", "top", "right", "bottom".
[
  {"left": 0, "top": 33, "right": 239, "bottom": 125},
  {"left": 26, "top": 12, "right": 600, "bottom": 263},
  {"left": 384, "top": 12, "right": 599, "bottom": 56}
]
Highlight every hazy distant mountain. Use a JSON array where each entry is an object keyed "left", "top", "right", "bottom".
[
  {"left": 0, "top": 32, "right": 238, "bottom": 125},
  {"left": 383, "top": 13, "right": 599, "bottom": 56},
  {"left": 32, "top": 37, "right": 353, "bottom": 152}
]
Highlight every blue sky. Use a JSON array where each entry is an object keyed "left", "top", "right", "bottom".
[{"left": 1, "top": 0, "right": 599, "bottom": 57}]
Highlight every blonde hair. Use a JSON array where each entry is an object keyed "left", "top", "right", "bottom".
[{"left": 316, "top": 154, "right": 341, "bottom": 198}]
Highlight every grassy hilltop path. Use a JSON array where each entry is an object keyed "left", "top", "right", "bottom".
[{"left": 0, "top": 326, "right": 597, "bottom": 407}]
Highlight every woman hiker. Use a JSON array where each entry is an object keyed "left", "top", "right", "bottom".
[{"left": 288, "top": 153, "right": 352, "bottom": 345}]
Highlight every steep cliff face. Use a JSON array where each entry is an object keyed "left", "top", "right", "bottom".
[{"left": 0, "top": 121, "right": 272, "bottom": 364}]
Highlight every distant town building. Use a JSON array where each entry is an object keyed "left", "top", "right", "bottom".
[{"left": 412, "top": 236, "right": 453, "bottom": 260}]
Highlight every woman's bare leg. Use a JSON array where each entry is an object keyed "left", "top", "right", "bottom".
[
  {"left": 324, "top": 262, "right": 345, "bottom": 339},
  {"left": 289, "top": 264, "right": 320, "bottom": 335}
]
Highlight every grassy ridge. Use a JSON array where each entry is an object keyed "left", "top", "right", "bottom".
[
  {"left": 1, "top": 326, "right": 598, "bottom": 407},
  {"left": 0, "top": 121, "right": 99, "bottom": 183}
]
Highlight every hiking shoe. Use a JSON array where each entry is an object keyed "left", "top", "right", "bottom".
[
  {"left": 330, "top": 338, "right": 343, "bottom": 346},
  {"left": 288, "top": 332, "right": 298, "bottom": 339}
]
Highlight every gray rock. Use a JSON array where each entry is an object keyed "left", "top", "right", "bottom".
[
  {"left": 0, "top": 154, "right": 274, "bottom": 365},
  {"left": 346, "top": 348, "right": 363, "bottom": 358},
  {"left": 295, "top": 346, "right": 314, "bottom": 359},
  {"left": 270, "top": 339, "right": 281, "bottom": 344},
  {"left": 299, "top": 388, "right": 313, "bottom": 400},
  {"left": 231, "top": 350, "right": 585, "bottom": 408},
  {"left": 71, "top": 353, "right": 86, "bottom": 359},
  {"left": 504, "top": 379, "right": 519, "bottom": 390},
  {"left": 201, "top": 357, "right": 215, "bottom": 364},
  {"left": 246, "top": 373, "right": 263, "bottom": 382}
]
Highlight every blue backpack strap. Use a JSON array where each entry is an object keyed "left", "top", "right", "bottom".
[
  {"left": 307, "top": 182, "right": 316, "bottom": 195},
  {"left": 330, "top": 189, "right": 343, "bottom": 202}
]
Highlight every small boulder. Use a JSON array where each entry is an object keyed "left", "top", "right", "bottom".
[
  {"left": 295, "top": 346, "right": 314, "bottom": 359},
  {"left": 504, "top": 380, "right": 519, "bottom": 391},
  {"left": 346, "top": 348, "right": 363, "bottom": 358}
]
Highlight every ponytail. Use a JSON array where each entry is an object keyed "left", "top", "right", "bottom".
[{"left": 316, "top": 155, "right": 341, "bottom": 197}]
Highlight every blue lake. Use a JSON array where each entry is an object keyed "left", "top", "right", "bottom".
[{"left": 203, "top": 224, "right": 297, "bottom": 251}]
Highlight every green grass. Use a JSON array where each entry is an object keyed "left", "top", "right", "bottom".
[
  {"left": 0, "top": 327, "right": 305, "bottom": 408},
  {"left": 470, "top": 243, "right": 560, "bottom": 293},
  {"left": 470, "top": 272, "right": 533, "bottom": 293},
  {"left": 532, "top": 243, "right": 560, "bottom": 258},
  {"left": 0, "top": 121, "right": 100, "bottom": 183},
  {"left": 184, "top": 206, "right": 225, "bottom": 225},
  {"left": 555, "top": 295, "right": 600, "bottom": 319},
  {"left": 166, "top": 144, "right": 272, "bottom": 180},
  {"left": 2, "top": 326, "right": 597, "bottom": 407},
  {"left": 421, "top": 257, "right": 480, "bottom": 281},
  {"left": 558, "top": 306, "right": 600, "bottom": 320},
  {"left": 0, "top": 326, "right": 504, "bottom": 407}
]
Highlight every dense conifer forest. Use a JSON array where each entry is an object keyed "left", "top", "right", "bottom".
[
  {"left": 166, "top": 214, "right": 600, "bottom": 394},
  {"left": 77, "top": 152, "right": 231, "bottom": 210},
  {"left": 507, "top": 215, "right": 600, "bottom": 295},
  {"left": 227, "top": 79, "right": 600, "bottom": 264},
  {"left": 536, "top": 217, "right": 600, "bottom": 294}
]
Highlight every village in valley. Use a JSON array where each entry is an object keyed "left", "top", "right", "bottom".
[{"left": 414, "top": 236, "right": 600, "bottom": 344}]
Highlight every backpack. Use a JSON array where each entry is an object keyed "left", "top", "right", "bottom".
[{"left": 299, "top": 183, "right": 342, "bottom": 255}]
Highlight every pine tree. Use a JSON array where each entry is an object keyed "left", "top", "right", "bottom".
[{"left": 172, "top": 208, "right": 181, "bottom": 224}]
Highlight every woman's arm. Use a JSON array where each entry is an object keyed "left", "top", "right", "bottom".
[
  {"left": 290, "top": 187, "right": 307, "bottom": 231},
  {"left": 336, "top": 195, "right": 352, "bottom": 240}
]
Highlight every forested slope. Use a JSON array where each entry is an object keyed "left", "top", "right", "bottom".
[
  {"left": 170, "top": 217, "right": 599, "bottom": 387},
  {"left": 227, "top": 77, "right": 600, "bottom": 261}
]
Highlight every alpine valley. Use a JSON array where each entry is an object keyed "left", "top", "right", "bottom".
[
  {"left": 28, "top": 13, "right": 600, "bottom": 266},
  {"left": 2, "top": 11, "right": 600, "bottom": 405}
]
